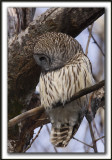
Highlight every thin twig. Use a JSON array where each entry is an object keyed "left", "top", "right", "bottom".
[
  {"left": 87, "top": 92, "right": 97, "bottom": 152},
  {"left": 23, "top": 126, "right": 43, "bottom": 152},
  {"left": 85, "top": 23, "right": 94, "bottom": 55},
  {"left": 46, "top": 125, "right": 58, "bottom": 153},
  {"left": 93, "top": 120, "right": 104, "bottom": 144},
  {"left": 88, "top": 28, "right": 105, "bottom": 56},
  {"left": 73, "top": 137, "right": 93, "bottom": 148},
  {"left": 95, "top": 136, "right": 105, "bottom": 142},
  {"left": 8, "top": 80, "right": 105, "bottom": 128},
  {"left": 46, "top": 125, "right": 50, "bottom": 135},
  {"left": 89, "top": 122, "right": 98, "bottom": 153},
  {"left": 83, "top": 124, "right": 90, "bottom": 152}
]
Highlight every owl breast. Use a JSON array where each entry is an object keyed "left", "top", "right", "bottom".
[{"left": 39, "top": 53, "right": 95, "bottom": 110}]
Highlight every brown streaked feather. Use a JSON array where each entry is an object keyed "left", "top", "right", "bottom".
[{"left": 50, "top": 124, "right": 73, "bottom": 147}]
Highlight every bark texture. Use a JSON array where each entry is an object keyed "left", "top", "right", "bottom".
[{"left": 8, "top": 8, "right": 36, "bottom": 38}]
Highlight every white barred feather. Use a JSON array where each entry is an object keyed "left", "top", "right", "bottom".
[{"left": 39, "top": 53, "right": 95, "bottom": 147}]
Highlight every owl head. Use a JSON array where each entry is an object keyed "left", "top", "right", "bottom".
[{"left": 33, "top": 32, "right": 83, "bottom": 72}]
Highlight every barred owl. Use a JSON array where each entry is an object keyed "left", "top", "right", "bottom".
[{"left": 33, "top": 32, "right": 95, "bottom": 147}]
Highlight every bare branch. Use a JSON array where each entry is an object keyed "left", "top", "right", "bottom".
[
  {"left": 8, "top": 80, "right": 104, "bottom": 128},
  {"left": 85, "top": 23, "right": 94, "bottom": 55},
  {"left": 67, "top": 80, "right": 104, "bottom": 105},
  {"left": 8, "top": 106, "right": 45, "bottom": 127},
  {"left": 93, "top": 120, "right": 104, "bottom": 144},
  {"left": 88, "top": 28, "right": 105, "bottom": 56},
  {"left": 89, "top": 122, "right": 98, "bottom": 153},
  {"left": 23, "top": 126, "right": 43, "bottom": 152},
  {"left": 86, "top": 88, "right": 104, "bottom": 153},
  {"left": 95, "top": 136, "right": 105, "bottom": 142},
  {"left": 73, "top": 137, "right": 93, "bottom": 148}
]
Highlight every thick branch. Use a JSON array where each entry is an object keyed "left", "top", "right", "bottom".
[
  {"left": 8, "top": 80, "right": 105, "bottom": 128},
  {"left": 8, "top": 106, "right": 44, "bottom": 127}
]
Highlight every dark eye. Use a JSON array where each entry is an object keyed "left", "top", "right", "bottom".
[
  {"left": 39, "top": 56, "right": 46, "bottom": 62},
  {"left": 33, "top": 54, "right": 50, "bottom": 71}
]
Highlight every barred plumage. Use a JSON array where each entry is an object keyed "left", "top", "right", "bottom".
[{"left": 33, "top": 32, "right": 95, "bottom": 147}]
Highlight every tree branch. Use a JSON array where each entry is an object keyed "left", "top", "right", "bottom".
[
  {"left": 73, "top": 137, "right": 93, "bottom": 148},
  {"left": 88, "top": 28, "right": 105, "bottom": 56},
  {"left": 8, "top": 106, "right": 45, "bottom": 127},
  {"left": 67, "top": 80, "right": 104, "bottom": 105},
  {"left": 89, "top": 122, "right": 98, "bottom": 153},
  {"left": 23, "top": 126, "right": 43, "bottom": 152},
  {"left": 8, "top": 80, "right": 105, "bottom": 128},
  {"left": 95, "top": 136, "right": 105, "bottom": 142},
  {"left": 85, "top": 23, "right": 94, "bottom": 55}
]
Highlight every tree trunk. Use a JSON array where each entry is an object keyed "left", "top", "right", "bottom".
[{"left": 8, "top": 8, "right": 36, "bottom": 38}]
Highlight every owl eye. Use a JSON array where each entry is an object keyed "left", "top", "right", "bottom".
[
  {"left": 39, "top": 56, "right": 46, "bottom": 62},
  {"left": 34, "top": 54, "right": 48, "bottom": 64},
  {"left": 33, "top": 54, "right": 51, "bottom": 71}
]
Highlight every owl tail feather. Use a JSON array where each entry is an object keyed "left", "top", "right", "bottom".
[{"left": 50, "top": 124, "right": 73, "bottom": 147}]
